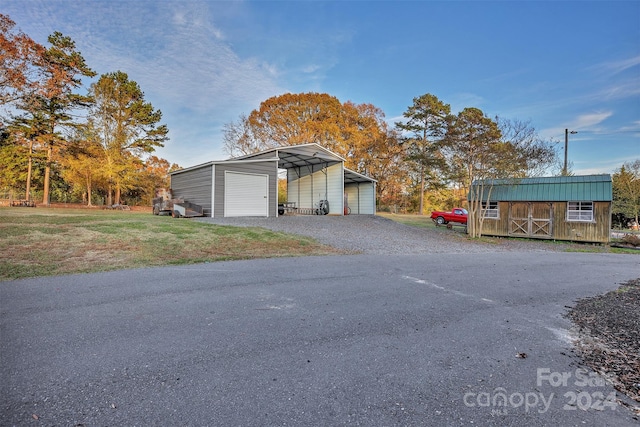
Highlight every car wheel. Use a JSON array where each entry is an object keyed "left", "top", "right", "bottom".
[{"left": 436, "top": 216, "right": 446, "bottom": 225}]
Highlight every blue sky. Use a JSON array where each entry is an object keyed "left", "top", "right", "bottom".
[{"left": 4, "top": 0, "right": 639, "bottom": 174}]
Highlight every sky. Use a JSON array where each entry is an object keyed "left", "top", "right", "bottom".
[{"left": 3, "top": 0, "right": 639, "bottom": 175}]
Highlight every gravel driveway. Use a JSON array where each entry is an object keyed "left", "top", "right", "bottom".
[{"left": 196, "top": 214, "right": 575, "bottom": 254}]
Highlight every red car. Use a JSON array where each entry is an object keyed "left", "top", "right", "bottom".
[{"left": 430, "top": 208, "right": 468, "bottom": 225}]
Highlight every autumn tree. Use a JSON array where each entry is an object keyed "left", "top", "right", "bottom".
[
  {"left": 395, "top": 94, "right": 450, "bottom": 214},
  {"left": 59, "top": 121, "right": 105, "bottom": 205},
  {"left": 136, "top": 155, "right": 181, "bottom": 205},
  {"left": 0, "top": 14, "right": 43, "bottom": 113},
  {"left": 443, "top": 108, "right": 502, "bottom": 237},
  {"left": 9, "top": 31, "right": 95, "bottom": 205},
  {"left": 223, "top": 93, "right": 383, "bottom": 162},
  {"left": 361, "top": 128, "right": 409, "bottom": 209},
  {"left": 88, "top": 71, "right": 168, "bottom": 205},
  {"left": 223, "top": 92, "right": 407, "bottom": 207},
  {"left": 243, "top": 93, "right": 345, "bottom": 153},
  {"left": 613, "top": 160, "right": 640, "bottom": 227},
  {"left": 0, "top": 14, "right": 45, "bottom": 201},
  {"left": 444, "top": 109, "right": 557, "bottom": 237}
]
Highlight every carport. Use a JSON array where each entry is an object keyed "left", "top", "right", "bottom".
[{"left": 169, "top": 143, "right": 376, "bottom": 217}]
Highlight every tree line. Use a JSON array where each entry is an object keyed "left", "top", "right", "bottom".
[
  {"left": 3, "top": 14, "right": 637, "bottom": 228},
  {"left": 223, "top": 92, "right": 562, "bottom": 236},
  {"left": 222, "top": 92, "right": 639, "bottom": 235},
  {"left": 0, "top": 14, "right": 177, "bottom": 207}
]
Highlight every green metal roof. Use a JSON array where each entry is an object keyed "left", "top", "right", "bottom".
[{"left": 470, "top": 174, "right": 612, "bottom": 202}]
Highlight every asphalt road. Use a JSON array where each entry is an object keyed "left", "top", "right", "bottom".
[{"left": 1, "top": 252, "right": 639, "bottom": 426}]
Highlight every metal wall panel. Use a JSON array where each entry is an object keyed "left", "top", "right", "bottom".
[
  {"left": 170, "top": 165, "right": 213, "bottom": 215},
  {"left": 345, "top": 182, "right": 376, "bottom": 214}
]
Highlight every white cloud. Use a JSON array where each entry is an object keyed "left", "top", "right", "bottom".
[
  {"left": 538, "top": 111, "right": 613, "bottom": 141},
  {"left": 593, "top": 54, "right": 640, "bottom": 75},
  {"left": 571, "top": 111, "right": 613, "bottom": 129},
  {"left": 574, "top": 155, "right": 637, "bottom": 175}
]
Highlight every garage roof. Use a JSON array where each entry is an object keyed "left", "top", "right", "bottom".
[{"left": 236, "top": 143, "right": 376, "bottom": 184}]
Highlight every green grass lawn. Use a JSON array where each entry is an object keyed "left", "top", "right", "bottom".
[{"left": 0, "top": 207, "right": 342, "bottom": 281}]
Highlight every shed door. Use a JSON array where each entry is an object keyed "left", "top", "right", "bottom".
[
  {"left": 224, "top": 172, "right": 269, "bottom": 217},
  {"left": 509, "top": 202, "right": 553, "bottom": 238}
]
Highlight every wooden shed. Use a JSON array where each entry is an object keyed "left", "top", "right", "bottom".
[{"left": 469, "top": 174, "right": 612, "bottom": 243}]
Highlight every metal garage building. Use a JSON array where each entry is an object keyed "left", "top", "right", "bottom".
[{"left": 169, "top": 143, "right": 377, "bottom": 217}]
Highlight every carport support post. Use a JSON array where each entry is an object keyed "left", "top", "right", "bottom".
[
  {"left": 323, "top": 162, "right": 328, "bottom": 208},
  {"left": 296, "top": 167, "right": 301, "bottom": 207},
  {"left": 310, "top": 164, "right": 314, "bottom": 209}
]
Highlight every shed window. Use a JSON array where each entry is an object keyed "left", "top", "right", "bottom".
[
  {"left": 567, "top": 201, "right": 593, "bottom": 222},
  {"left": 482, "top": 201, "right": 499, "bottom": 219}
]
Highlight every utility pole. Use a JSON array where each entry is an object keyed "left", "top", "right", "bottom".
[{"left": 563, "top": 128, "right": 578, "bottom": 175}]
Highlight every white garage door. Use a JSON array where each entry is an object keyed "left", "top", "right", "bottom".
[{"left": 224, "top": 171, "right": 269, "bottom": 217}]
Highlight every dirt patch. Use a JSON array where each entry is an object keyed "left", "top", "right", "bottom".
[{"left": 566, "top": 278, "right": 640, "bottom": 413}]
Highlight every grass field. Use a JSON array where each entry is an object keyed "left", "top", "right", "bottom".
[
  {"left": 2, "top": 208, "right": 636, "bottom": 281},
  {"left": 0, "top": 207, "right": 342, "bottom": 281},
  {"left": 376, "top": 212, "right": 469, "bottom": 232}
]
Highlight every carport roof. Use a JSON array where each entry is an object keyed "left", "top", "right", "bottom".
[
  {"left": 235, "top": 143, "right": 344, "bottom": 169},
  {"left": 344, "top": 168, "right": 377, "bottom": 184},
  {"left": 236, "top": 143, "right": 376, "bottom": 183}
]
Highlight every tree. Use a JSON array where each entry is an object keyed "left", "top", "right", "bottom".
[
  {"left": 137, "top": 155, "right": 181, "bottom": 205},
  {"left": 445, "top": 109, "right": 558, "bottom": 237},
  {"left": 10, "top": 31, "right": 95, "bottom": 205},
  {"left": 222, "top": 113, "right": 262, "bottom": 158},
  {"left": 0, "top": 14, "right": 43, "bottom": 112},
  {"left": 395, "top": 94, "right": 450, "bottom": 214},
  {"left": 360, "top": 128, "right": 409, "bottom": 209},
  {"left": 243, "top": 92, "right": 346, "bottom": 153},
  {"left": 60, "top": 121, "right": 105, "bottom": 206},
  {"left": 495, "top": 117, "right": 557, "bottom": 177},
  {"left": 613, "top": 160, "right": 640, "bottom": 227},
  {"left": 1, "top": 14, "right": 46, "bottom": 202},
  {"left": 89, "top": 71, "right": 168, "bottom": 205},
  {"left": 223, "top": 92, "right": 407, "bottom": 207},
  {"left": 223, "top": 93, "right": 381, "bottom": 160},
  {"left": 0, "top": 127, "right": 45, "bottom": 200},
  {"left": 444, "top": 108, "right": 502, "bottom": 237}
]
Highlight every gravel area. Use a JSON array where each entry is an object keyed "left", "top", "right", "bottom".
[
  {"left": 195, "top": 214, "right": 583, "bottom": 254},
  {"left": 566, "top": 278, "right": 640, "bottom": 413}
]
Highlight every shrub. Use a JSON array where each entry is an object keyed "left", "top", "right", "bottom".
[{"left": 621, "top": 233, "right": 640, "bottom": 247}]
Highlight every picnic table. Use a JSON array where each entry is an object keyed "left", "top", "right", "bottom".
[{"left": 10, "top": 200, "right": 36, "bottom": 207}]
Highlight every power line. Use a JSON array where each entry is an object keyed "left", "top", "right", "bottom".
[{"left": 573, "top": 130, "right": 640, "bottom": 135}]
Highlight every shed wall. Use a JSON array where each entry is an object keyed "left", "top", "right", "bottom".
[
  {"left": 345, "top": 182, "right": 376, "bottom": 214},
  {"left": 552, "top": 201, "right": 611, "bottom": 243},
  {"left": 476, "top": 201, "right": 611, "bottom": 243},
  {"left": 170, "top": 165, "right": 213, "bottom": 216},
  {"left": 475, "top": 201, "right": 509, "bottom": 236}
]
